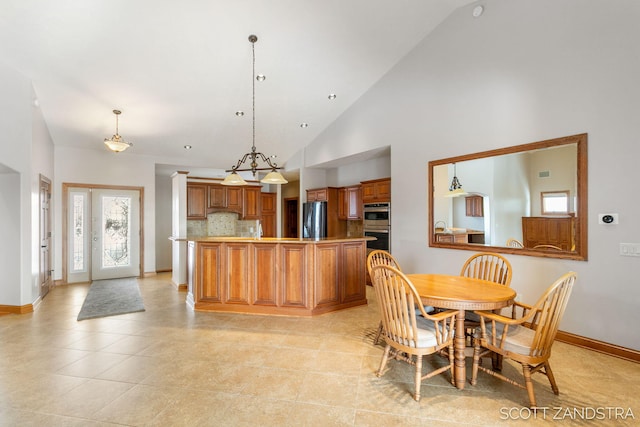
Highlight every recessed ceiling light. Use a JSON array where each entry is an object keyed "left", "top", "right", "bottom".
[
  {"left": 256, "top": 74, "right": 266, "bottom": 81},
  {"left": 235, "top": 111, "right": 244, "bottom": 116},
  {"left": 472, "top": 5, "right": 484, "bottom": 17},
  {"left": 184, "top": 145, "right": 192, "bottom": 150},
  {"left": 300, "top": 123, "right": 309, "bottom": 128},
  {"left": 328, "top": 94, "right": 337, "bottom": 100}
]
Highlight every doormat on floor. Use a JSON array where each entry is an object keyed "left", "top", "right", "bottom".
[{"left": 77, "top": 277, "right": 145, "bottom": 321}]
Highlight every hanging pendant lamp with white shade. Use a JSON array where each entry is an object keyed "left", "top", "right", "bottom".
[
  {"left": 103, "top": 109, "right": 133, "bottom": 153},
  {"left": 221, "top": 34, "right": 288, "bottom": 186},
  {"left": 444, "top": 163, "right": 467, "bottom": 197}
]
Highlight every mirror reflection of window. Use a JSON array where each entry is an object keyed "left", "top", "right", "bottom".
[{"left": 541, "top": 191, "right": 570, "bottom": 215}]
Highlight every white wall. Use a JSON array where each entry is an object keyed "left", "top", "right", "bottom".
[
  {"left": 0, "top": 170, "right": 21, "bottom": 305},
  {"left": 331, "top": 155, "right": 391, "bottom": 187},
  {"left": 155, "top": 174, "right": 172, "bottom": 271},
  {"left": 528, "top": 145, "right": 576, "bottom": 215},
  {"left": 54, "top": 146, "right": 158, "bottom": 277},
  {"left": 0, "top": 62, "right": 55, "bottom": 307},
  {"left": 31, "top": 89, "right": 55, "bottom": 300},
  {"left": 303, "top": 0, "right": 640, "bottom": 350}
]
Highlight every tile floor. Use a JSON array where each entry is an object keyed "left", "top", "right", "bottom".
[{"left": 1, "top": 273, "right": 638, "bottom": 426}]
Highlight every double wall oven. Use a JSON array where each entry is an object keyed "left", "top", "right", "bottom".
[{"left": 363, "top": 202, "right": 391, "bottom": 254}]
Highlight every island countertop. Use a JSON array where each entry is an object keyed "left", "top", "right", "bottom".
[{"left": 186, "top": 236, "right": 370, "bottom": 316}]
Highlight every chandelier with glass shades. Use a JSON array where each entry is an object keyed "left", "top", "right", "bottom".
[
  {"left": 103, "top": 109, "right": 133, "bottom": 153},
  {"left": 221, "top": 34, "right": 288, "bottom": 186}
]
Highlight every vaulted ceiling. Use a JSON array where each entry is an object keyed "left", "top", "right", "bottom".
[{"left": 1, "top": 0, "right": 474, "bottom": 174}]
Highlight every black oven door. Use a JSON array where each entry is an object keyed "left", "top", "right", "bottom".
[{"left": 365, "top": 229, "right": 390, "bottom": 253}]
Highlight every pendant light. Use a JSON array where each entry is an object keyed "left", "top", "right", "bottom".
[
  {"left": 221, "top": 35, "right": 288, "bottom": 186},
  {"left": 103, "top": 109, "right": 132, "bottom": 153},
  {"left": 444, "top": 163, "right": 467, "bottom": 197}
]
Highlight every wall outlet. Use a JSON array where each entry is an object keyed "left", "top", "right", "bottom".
[
  {"left": 598, "top": 213, "right": 619, "bottom": 224},
  {"left": 620, "top": 243, "right": 640, "bottom": 257}
]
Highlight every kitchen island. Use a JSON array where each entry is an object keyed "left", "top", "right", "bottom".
[{"left": 187, "top": 236, "right": 372, "bottom": 316}]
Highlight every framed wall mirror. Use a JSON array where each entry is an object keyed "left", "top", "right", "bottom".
[{"left": 428, "top": 133, "right": 587, "bottom": 260}]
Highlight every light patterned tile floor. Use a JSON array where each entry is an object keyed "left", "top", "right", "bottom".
[{"left": 1, "top": 272, "right": 638, "bottom": 426}]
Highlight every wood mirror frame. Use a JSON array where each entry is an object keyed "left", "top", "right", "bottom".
[{"left": 428, "top": 133, "right": 587, "bottom": 260}]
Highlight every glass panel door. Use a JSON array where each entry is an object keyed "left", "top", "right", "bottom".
[{"left": 91, "top": 189, "right": 140, "bottom": 280}]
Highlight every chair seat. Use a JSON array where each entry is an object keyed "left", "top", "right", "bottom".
[
  {"left": 390, "top": 316, "right": 439, "bottom": 348},
  {"left": 482, "top": 323, "right": 536, "bottom": 356}
]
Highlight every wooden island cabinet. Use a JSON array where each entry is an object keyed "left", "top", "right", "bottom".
[{"left": 187, "top": 236, "right": 370, "bottom": 316}]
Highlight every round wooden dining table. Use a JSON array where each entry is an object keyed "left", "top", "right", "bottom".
[{"left": 406, "top": 273, "right": 516, "bottom": 390}]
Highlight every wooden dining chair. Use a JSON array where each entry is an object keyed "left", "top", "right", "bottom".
[
  {"left": 506, "top": 238, "right": 524, "bottom": 248},
  {"left": 367, "top": 250, "right": 401, "bottom": 345},
  {"left": 460, "top": 252, "right": 513, "bottom": 286},
  {"left": 460, "top": 252, "right": 513, "bottom": 343},
  {"left": 533, "top": 244, "right": 563, "bottom": 250},
  {"left": 367, "top": 250, "right": 434, "bottom": 345},
  {"left": 370, "top": 264, "right": 457, "bottom": 401},
  {"left": 471, "top": 271, "right": 577, "bottom": 407}
]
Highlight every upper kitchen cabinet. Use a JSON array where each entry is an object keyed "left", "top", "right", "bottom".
[
  {"left": 260, "top": 192, "right": 276, "bottom": 237},
  {"left": 226, "top": 187, "right": 243, "bottom": 214},
  {"left": 187, "top": 182, "right": 263, "bottom": 220},
  {"left": 361, "top": 178, "right": 391, "bottom": 203},
  {"left": 307, "top": 188, "right": 328, "bottom": 202},
  {"left": 338, "top": 185, "right": 362, "bottom": 220},
  {"left": 187, "top": 183, "right": 207, "bottom": 219},
  {"left": 465, "top": 195, "right": 484, "bottom": 217},
  {"left": 243, "top": 186, "right": 261, "bottom": 220},
  {"left": 207, "top": 184, "right": 227, "bottom": 209},
  {"left": 208, "top": 183, "right": 243, "bottom": 214}
]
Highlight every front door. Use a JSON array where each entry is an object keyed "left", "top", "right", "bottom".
[
  {"left": 39, "top": 175, "right": 52, "bottom": 298},
  {"left": 91, "top": 189, "right": 140, "bottom": 280}
]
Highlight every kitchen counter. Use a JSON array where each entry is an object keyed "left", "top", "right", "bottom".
[
  {"left": 187, "top": 236, "right": 372, "bottom": 316},
  {"left": 435, "top": 229, "right": 485, "bottom": 244},
  {"left": 186, "top": 235, "right": 375, "bottom": 243}
]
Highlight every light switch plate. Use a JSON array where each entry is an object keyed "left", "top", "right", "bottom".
[{"left": 620, "top": 243, "right": 640, "bottom": 257}]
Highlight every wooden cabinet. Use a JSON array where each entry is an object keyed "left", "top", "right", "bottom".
[
  {"left": 361, "top": 178, "right": 391, "bottom": 203},
  {"left": 208, "top": 184, "right": 227, "bottom": 209},
  {"left": 188, "top": 239, "right": 368, "bottom": 316},
  {"left": 465, "top": 195, "right": 484, "bottom": 217},
  {"left": 340, "top": 241, "right": 367, "bottom": 303},
  {"left": 260, "top": 192, "right": 276, "bottom": 237},
  {"left": 226, "top": 187, "right": 243, "bottom": 214},
  {"left": 338, "top": 185, "right": 362, "bottom": 220},
  {"left": 313, "top": 241, "right": 366, "bottom": 306},
  {"left": 187, "top": 184, "right": 207, "bottom": 219},
  {"left": 306, "top": 187, "right": 347, "bottom": 237},
  {"left": 522, "top": 216, "right": 575, "bottom": 251},
  {"left": 243, "top": 186, "right": 261, "bottom": 219},
  {"left": 435, "top": 233, "right": 468, "bottom": 244},
  {"left": 307, "top": 188, "right": 328, "bottom": 202},
  {"left": 187, "top": 182, "right": 264, "bottom": 219}
]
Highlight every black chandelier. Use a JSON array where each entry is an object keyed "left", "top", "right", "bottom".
[
  {"left": 221, "top": 35, "right": 287, "bottom": 185},
  {"left": 445, "top": 163, "right": 467, "bottom": 197}
]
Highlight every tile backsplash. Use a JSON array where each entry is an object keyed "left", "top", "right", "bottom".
[
  {"left": 188, "top": 212, "right": 260, "bottom": 238},
  {"left": 207, "top": 212, "right": 237, "bottom": 236}
]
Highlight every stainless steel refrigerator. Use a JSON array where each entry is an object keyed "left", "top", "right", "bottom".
[{"left": 302, "top": 201, "right": 327, "bottom": 238}]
